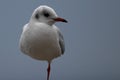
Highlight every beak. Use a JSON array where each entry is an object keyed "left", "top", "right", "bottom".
[{"left": 53, "top": 17, "right": 68, "bottom": 23}]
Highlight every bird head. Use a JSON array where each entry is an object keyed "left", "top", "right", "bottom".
[{"left": 31, "top": 5, "right": 67, "bottom": 25}]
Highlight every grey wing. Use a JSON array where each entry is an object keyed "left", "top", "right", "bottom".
[{"left": 56, "top": 28, "right": 65, "bottom": 54}]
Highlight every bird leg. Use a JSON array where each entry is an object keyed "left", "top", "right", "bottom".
[{"left": 47, "top": 62, "right": 51, "bottom": 80}]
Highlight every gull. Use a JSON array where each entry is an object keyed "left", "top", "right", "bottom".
[{"left": 19, "top": 5, "right": 67, "bottom": 80}]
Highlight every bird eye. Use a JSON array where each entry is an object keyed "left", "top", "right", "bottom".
[
  {"left": 35, "top": 13, "right": 39, "bottom": 19},
  {"left": 43, "top": 12, "right": 50, "bottom": 17}
]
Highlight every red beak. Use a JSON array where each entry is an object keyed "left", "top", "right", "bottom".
[{"left": 54, "top": 17, "right": 68, "bottom": 23}]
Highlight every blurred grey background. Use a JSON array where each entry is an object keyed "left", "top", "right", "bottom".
[{"left": 0, "top": 0, "right": 120, "bottom": 80}]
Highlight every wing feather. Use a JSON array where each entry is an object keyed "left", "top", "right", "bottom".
[{"left": 54, "top": 26, "right": 65, "bottom": 54}]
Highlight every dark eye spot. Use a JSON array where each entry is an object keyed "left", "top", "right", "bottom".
[
  {"left": 43, "top": 12, "right": 50, "bottom": 17},
  {"left": 35, "top": 13, "right": 39, "bottom": 19}
]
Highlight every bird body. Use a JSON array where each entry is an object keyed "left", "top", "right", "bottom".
[
  {"left": 20, "top": 22, "right": 61, "bottom": 62},
  {"left": 19, "top": 5, "right": 67, "bottom": 80}
]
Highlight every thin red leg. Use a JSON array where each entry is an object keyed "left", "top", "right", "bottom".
[{"left": 47, "top": 62, "right": 51, "bottom": 80}]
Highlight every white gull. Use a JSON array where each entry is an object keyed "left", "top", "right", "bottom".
[{"left": 19, "top": 5, "right": 67, "bottom": 80}]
